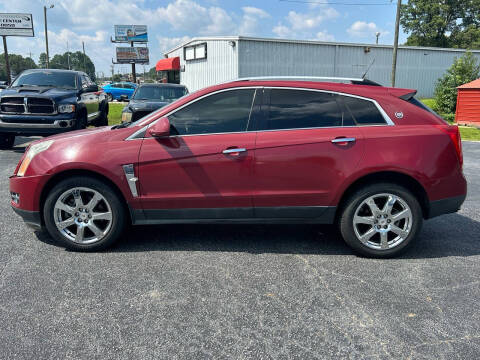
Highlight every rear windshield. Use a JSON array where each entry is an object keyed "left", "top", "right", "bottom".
[
  {"left": 11, "top": 70, "right": 77, "bottom": 89},
  {"left": 407, "top": 97, "right": 447, "bottom": 123}
]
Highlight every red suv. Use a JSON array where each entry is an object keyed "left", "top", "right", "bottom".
[{"left": 9, "top": 79, "right": 466, "bottom": 257}]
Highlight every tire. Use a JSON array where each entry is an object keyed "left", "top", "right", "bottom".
[
  {"left": 43, "top": 176, "right": 126, "bottom": 251},
  {"left": 74, "top": 112, "right": 87, "bottom": 130},
  {"left": 339, "top": 182, "right": 423, "bottom": 258},
  {"left": 106, "top": 93, "right": 113, "bottom": 102},
  {"left": 0, "top": 133, "right": 15, "bottom": 149},
  {"left": 95, "top": 103, "right": 109, "bottom": 127}
]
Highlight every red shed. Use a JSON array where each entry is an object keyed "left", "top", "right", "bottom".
[{"left": 455, "top": 78, "right": 480, "bottom": 125}]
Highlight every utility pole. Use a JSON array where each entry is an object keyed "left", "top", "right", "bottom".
[
  {"left": 391, "top": 0, "right": 401, "bottom": 87},
  {"left": 2, "top": 36, "right": 11, "bottom": 84},
  {"left": 67, "top": 40, "right": 70, "bottom": 70},
  {"left": 82, "top": 41, "right": 86, "bottom": 72},
  {"left": 376, "top": 32, "right": 381, "bottom": 45},
  {"left": 44, "top": 4, "right": 54, "bottom": 68}
]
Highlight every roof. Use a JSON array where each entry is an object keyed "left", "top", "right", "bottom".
[
  {"left": 164, "top": 35, "right": 480, "bottom": 56},
  {"left": 24, "top": 68, "right": 84, "bottom": 74},
  {"left": 138, "top": 83, "right": 186, "bottom": 88},
  {"left": 458, "top": 78, "right": 480, "bottom": 89}
]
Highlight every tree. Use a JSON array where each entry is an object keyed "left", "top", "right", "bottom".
[
  {"left": 49, "top": 51, "right": 96, "bottom": 80},
  {"left": 112, "top": 74, "right": 122, "bottom": 82},
  {"left": 400, "top": 0, "right": 480, "bottom": 49},
  {"left": 0, "top": 53, "right": 37, "bottom": 81},
  {"left": 434, "top": 52, "right": 480, "bottom": 114},
  {"left": 38, "top": 52, "right": 47, "bottom": 68}
]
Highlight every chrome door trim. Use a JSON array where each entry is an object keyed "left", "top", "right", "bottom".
[
  {"left": 222, "top": 148, "right": 247, "bottom": 154},
  {"left": 331, "top": 137, "right": 356, "bottom": 143}
]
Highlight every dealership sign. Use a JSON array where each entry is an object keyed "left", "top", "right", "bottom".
[
  {"left": 116, "top": 47, "right": 149, "bottom": 64},
  {"left": 0, "top": 13, "right": 34, "bottom": 37},
  {"left": 114, "top": 25, "right": 148, "bottom": 42}
]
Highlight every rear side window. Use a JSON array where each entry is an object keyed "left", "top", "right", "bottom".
[
  {"left": 263, "top": 89, "right": 343, "bottom": 130},
  {"left": 341, "top": 96, "right": 386, "bottom": 125},
  {"left": 168, "top": 89, "right": 255, "bottom": 135}
]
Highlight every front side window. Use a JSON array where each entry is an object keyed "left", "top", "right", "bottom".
[
  {"left": 263, "top": 89, "right": 343, "bottom": 131},
  {"left": 341, "top": 96, "right": 386, "bottom": 125},
  {"left": 168, "top": 89, "right": 255, "bottom": 135}
]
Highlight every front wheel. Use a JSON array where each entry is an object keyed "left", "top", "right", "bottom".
[
  {"left": 106, "top": 93, "right": 113, "bottom": 102},
  {"left": 95, "top": 103, "right": 109, "bottom": 127},
  {"left": 0, "top": 133, "right": 15, "bottom": 149},
  {"left": 339, "top": 183, "right": 423, "bottom": 258},
  {"left": 43, "top": 176, "right": 126, "bottom": 251}
]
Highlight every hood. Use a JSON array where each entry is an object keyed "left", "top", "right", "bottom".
[
  {"left": 1, "top": 87, "right": 77, "bottom": 102},
  {"left": 128, "top": 99, "right": 170, "bottom": 112}
]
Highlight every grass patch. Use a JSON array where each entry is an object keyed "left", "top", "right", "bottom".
[
  {"left": 108, "top": 102, "right": 126, "bottom": 126},
  {"left": 459, "top": 126, "right": 480, "bottom": 141},
  {"left": 420, "top": 98, "right": 437, "bottom": 109}
]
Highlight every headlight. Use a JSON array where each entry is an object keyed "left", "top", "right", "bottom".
[
  {"left": 58, "top": 104, "right": 75, "bottom": 113},
  {"left": 17, "top": 140, "right": 54, "bottom": 177},
  {"left": 121, "top": 111, "right": 132, "bottom": 122}
]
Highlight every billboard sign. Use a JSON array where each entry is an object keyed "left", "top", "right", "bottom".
[
  {"left": 116, "top": 47, "right": 149, "bottom": 64},
  {"left": 114, "top": 25, "right": 147, "bottom": 42},
  {"left": 0, "top": 13, "right": 34, "bottom": 37}
]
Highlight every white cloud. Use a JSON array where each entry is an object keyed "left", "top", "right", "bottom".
[
  {"left": 286, "top": 7, "right": 339, "bottom": 30},
  {"left": 347, "top": 21, "right": 388, "bottom": 38},
  {"left": 157, "top": 36, "right": 191, "bottom": 54},
  {"left": 314, "top": 31, "right": 335, "bottom": 42},
  {"left": 239, "top": 7, "right": 270, "bottom": 36},
  {"left": 272, "top": 24, "right": 291, "bottom": 38}
]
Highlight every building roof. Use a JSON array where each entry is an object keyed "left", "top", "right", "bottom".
[
  {"left": 164, "top": 35, "right": 480, "bottom": 57},
  {"left": 458, "top": 78, "right": 480, "bottom": 89}
]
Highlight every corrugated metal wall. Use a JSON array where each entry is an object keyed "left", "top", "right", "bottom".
[
  {"left": 168, "top": 39, "right": 238, "bottom": 93},
  {"left": 456, "top": 89, "right": 480, "bottom": 124},
  {"left": 167, "top": 37, "right": 480, "bottom": 98}
]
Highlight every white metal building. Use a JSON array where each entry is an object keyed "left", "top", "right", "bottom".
[{"left": 161, "top": 36, "right": 480, "bottom": 98}]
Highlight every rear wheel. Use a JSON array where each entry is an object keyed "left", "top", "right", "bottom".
[
  {"left": 0, "top": 133, "right": 15, "bottom": 149},
  {"left": 43, "top": 176, "right": 126, "bottom": 251},
  {"left": 339, "top": 183, "right": 423, "bottom": 258}
]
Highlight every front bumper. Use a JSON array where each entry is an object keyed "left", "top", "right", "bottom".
[
  {"left": 0, "top": 113, "right": 75, "bottom": 136},
  {"left": 11, "top": 206, "right": 42, "bottom": 230}
]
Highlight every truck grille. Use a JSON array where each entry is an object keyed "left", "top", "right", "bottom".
[{"left": 0, "top": 97, "right": 55, "bottom": 115}]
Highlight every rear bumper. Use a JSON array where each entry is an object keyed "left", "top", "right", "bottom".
[
  {"left": 427, "top": 194, "right": 467, "bottom": 219},
  {"left": 11, "top": 206, "right": 42, "bottom": 230}
]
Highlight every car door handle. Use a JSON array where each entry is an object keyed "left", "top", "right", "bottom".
[
  {"left": 331, "top": 137, "right": 356, "bottom": 144},
  {"left": 223, "top": 148, "right": 247, "bottom": 154}
]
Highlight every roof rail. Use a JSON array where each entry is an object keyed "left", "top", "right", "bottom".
[{"left": 228, "top": 76, "right": 382, "bottom": 86}]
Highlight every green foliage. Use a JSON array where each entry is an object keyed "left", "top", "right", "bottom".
[
  {"left": 112, "top": 74, "right": 122, "bottom": 82},
  {"left": 49, "top": 51, "right": 96, "bottom": 80},
  {"left": 401, "top": 0, "right": 480, "bottom": 49},
  {"left": 108, "top": 103, "right": 124, "bottom": 125},
  {"left": 434, "top": 52, "right": 480, "bottom": 114},
  {"left": 38, "top": 53, "right": 47, "bottom": 68},
  {"left": 0, "top": 53, "right": 37, "bottom": 81}
]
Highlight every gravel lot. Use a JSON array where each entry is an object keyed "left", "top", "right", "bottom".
[{"left": 1, "top": 138, "right": 479, "bottom": 360}]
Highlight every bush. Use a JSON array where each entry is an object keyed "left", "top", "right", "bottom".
[{"left": 434, "top": 52, "right": 480, "bottom": 114}]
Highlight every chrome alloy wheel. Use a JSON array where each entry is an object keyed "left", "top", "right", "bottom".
[
  {"left": 53, "top": 187, "right": 113, "bottom": 244},
  {"left": 353, "top": 193, "right": 413, "bottom": 250}
]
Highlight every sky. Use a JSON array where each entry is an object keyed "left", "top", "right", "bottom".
[{"left": 0, "top": 0, "right": 409, "bottom": 76}]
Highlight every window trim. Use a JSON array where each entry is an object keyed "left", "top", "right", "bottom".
[
  {"left": 126, "top": 86, "right": 262, "bottom": 140},
  {"left": 183, "top": 42, "right": 207, "bottom": 61}
]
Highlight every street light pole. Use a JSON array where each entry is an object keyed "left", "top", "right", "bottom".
[
  {"left": 44, "top": 5, "right": 54, "bottom": 68},
  {"left": 391, "top": 0, "right": 401, "bottom": 87}
]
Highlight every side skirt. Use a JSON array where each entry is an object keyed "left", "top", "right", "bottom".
[{"left": 131, "top": 206, "right": 337, "bottom": 225}]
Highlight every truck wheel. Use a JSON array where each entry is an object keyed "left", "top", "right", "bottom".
[
  {"left": 339, "top": 183, "right": 423, "bottom": 258},
  {"left": 106, "top": 93, "right": 113, "bottom": 102},
  {"left": 0, "top": 133, "right": 15, "bottom": 149},
  {"left": 74, "top": 112, "right": 87, "bottom": 130},
  {"left": 43, "top": 176, "right": 127, "bottom": 251},
  {"left": 96, "top": 103, "right": 109, "bottom": 127}
]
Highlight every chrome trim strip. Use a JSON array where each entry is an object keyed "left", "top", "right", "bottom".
[
  {"left": 122, "top": 164, "right": 138, "bottom": 197},
  {"left": 223, "top": 148, "right": 246, "bottom": 154}
]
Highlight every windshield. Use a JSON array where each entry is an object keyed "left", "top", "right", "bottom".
[
  {"left": 11, "top": 70, "right": 77, "bottom": 89},
  {"left": 133, "top": 86, "right": 187, "bottom": 101}
]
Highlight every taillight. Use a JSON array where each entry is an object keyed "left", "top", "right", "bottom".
[{"left": 435, "top": 125, "right": 463, "bottom": 168}]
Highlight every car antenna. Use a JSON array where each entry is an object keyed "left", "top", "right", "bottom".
[{"left": 362, "top": 58, "right": 375, "bottom": 80}]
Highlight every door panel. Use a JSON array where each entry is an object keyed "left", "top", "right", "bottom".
[
  {"left": 253, "top": 127, "right": 364, "bottom": 210},
  {"left": 137, "top": 133, "right": 256, "bottom": 216}
]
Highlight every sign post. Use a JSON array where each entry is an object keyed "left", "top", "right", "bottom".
[
  {"left": 111, "top": 25, "right": 148, "bottom": 83},
  {"left": 0, "top": 13, "right": 34, "bottom": 83}
]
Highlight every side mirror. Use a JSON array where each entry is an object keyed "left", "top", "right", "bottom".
[
  {"left": 119, "top": 94, "right": 129, "bottom": 102},
  {"left": 82, "top": 84, "right": 98, "bottom": 93},
  {"left": 147, "top": 117, "right": 170, "bottom": 138}
]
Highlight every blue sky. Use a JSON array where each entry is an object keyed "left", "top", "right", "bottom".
[{"left": 0, "top": 0, "right": 408, "bottom": 75}]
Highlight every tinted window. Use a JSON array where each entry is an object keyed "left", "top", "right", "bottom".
[
  {"left": 123, "top": 83, "right": 135, "bottom": 89},
  {"left": 341, "top": 96, "right": 386, "bottom": 125},
  {"left": 168, "top": 89, "right": 255, "bottom": 135},
  {"left": 264, "top": 89, "right": 342, "bottom": 130},
  {"left": 112, "top": 83, "right": 122, "bottom": 88},
  {"left": 133, "top": 86, "right": 187, "bottom": 102}
]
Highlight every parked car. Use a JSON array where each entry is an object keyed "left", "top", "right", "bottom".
[
  {"left": 10, "top": 78, "right": 466, "bottom": 257},
  {"left": 121, "top": 83, "right": 188, "bottom": 122},
  {"left": 102, "top": 82, "right": 136, "bottom": 101},
  {"left": 0, "top": 69, "right": 109, "bottom": 149}
]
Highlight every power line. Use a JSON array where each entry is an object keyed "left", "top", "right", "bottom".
[{"left": 279, "top": 0, "right": 396, "bottom": 5}]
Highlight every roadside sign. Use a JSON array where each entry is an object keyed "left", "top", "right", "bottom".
[
  {"left": 114, "top": 25, "right": 148, "bottom": 43},
  {"left": 116, "top": 47, "right": 149, "bottom": 64},
  {"left": 0, "top": 13, "right": 34, "bottom": 37}
]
